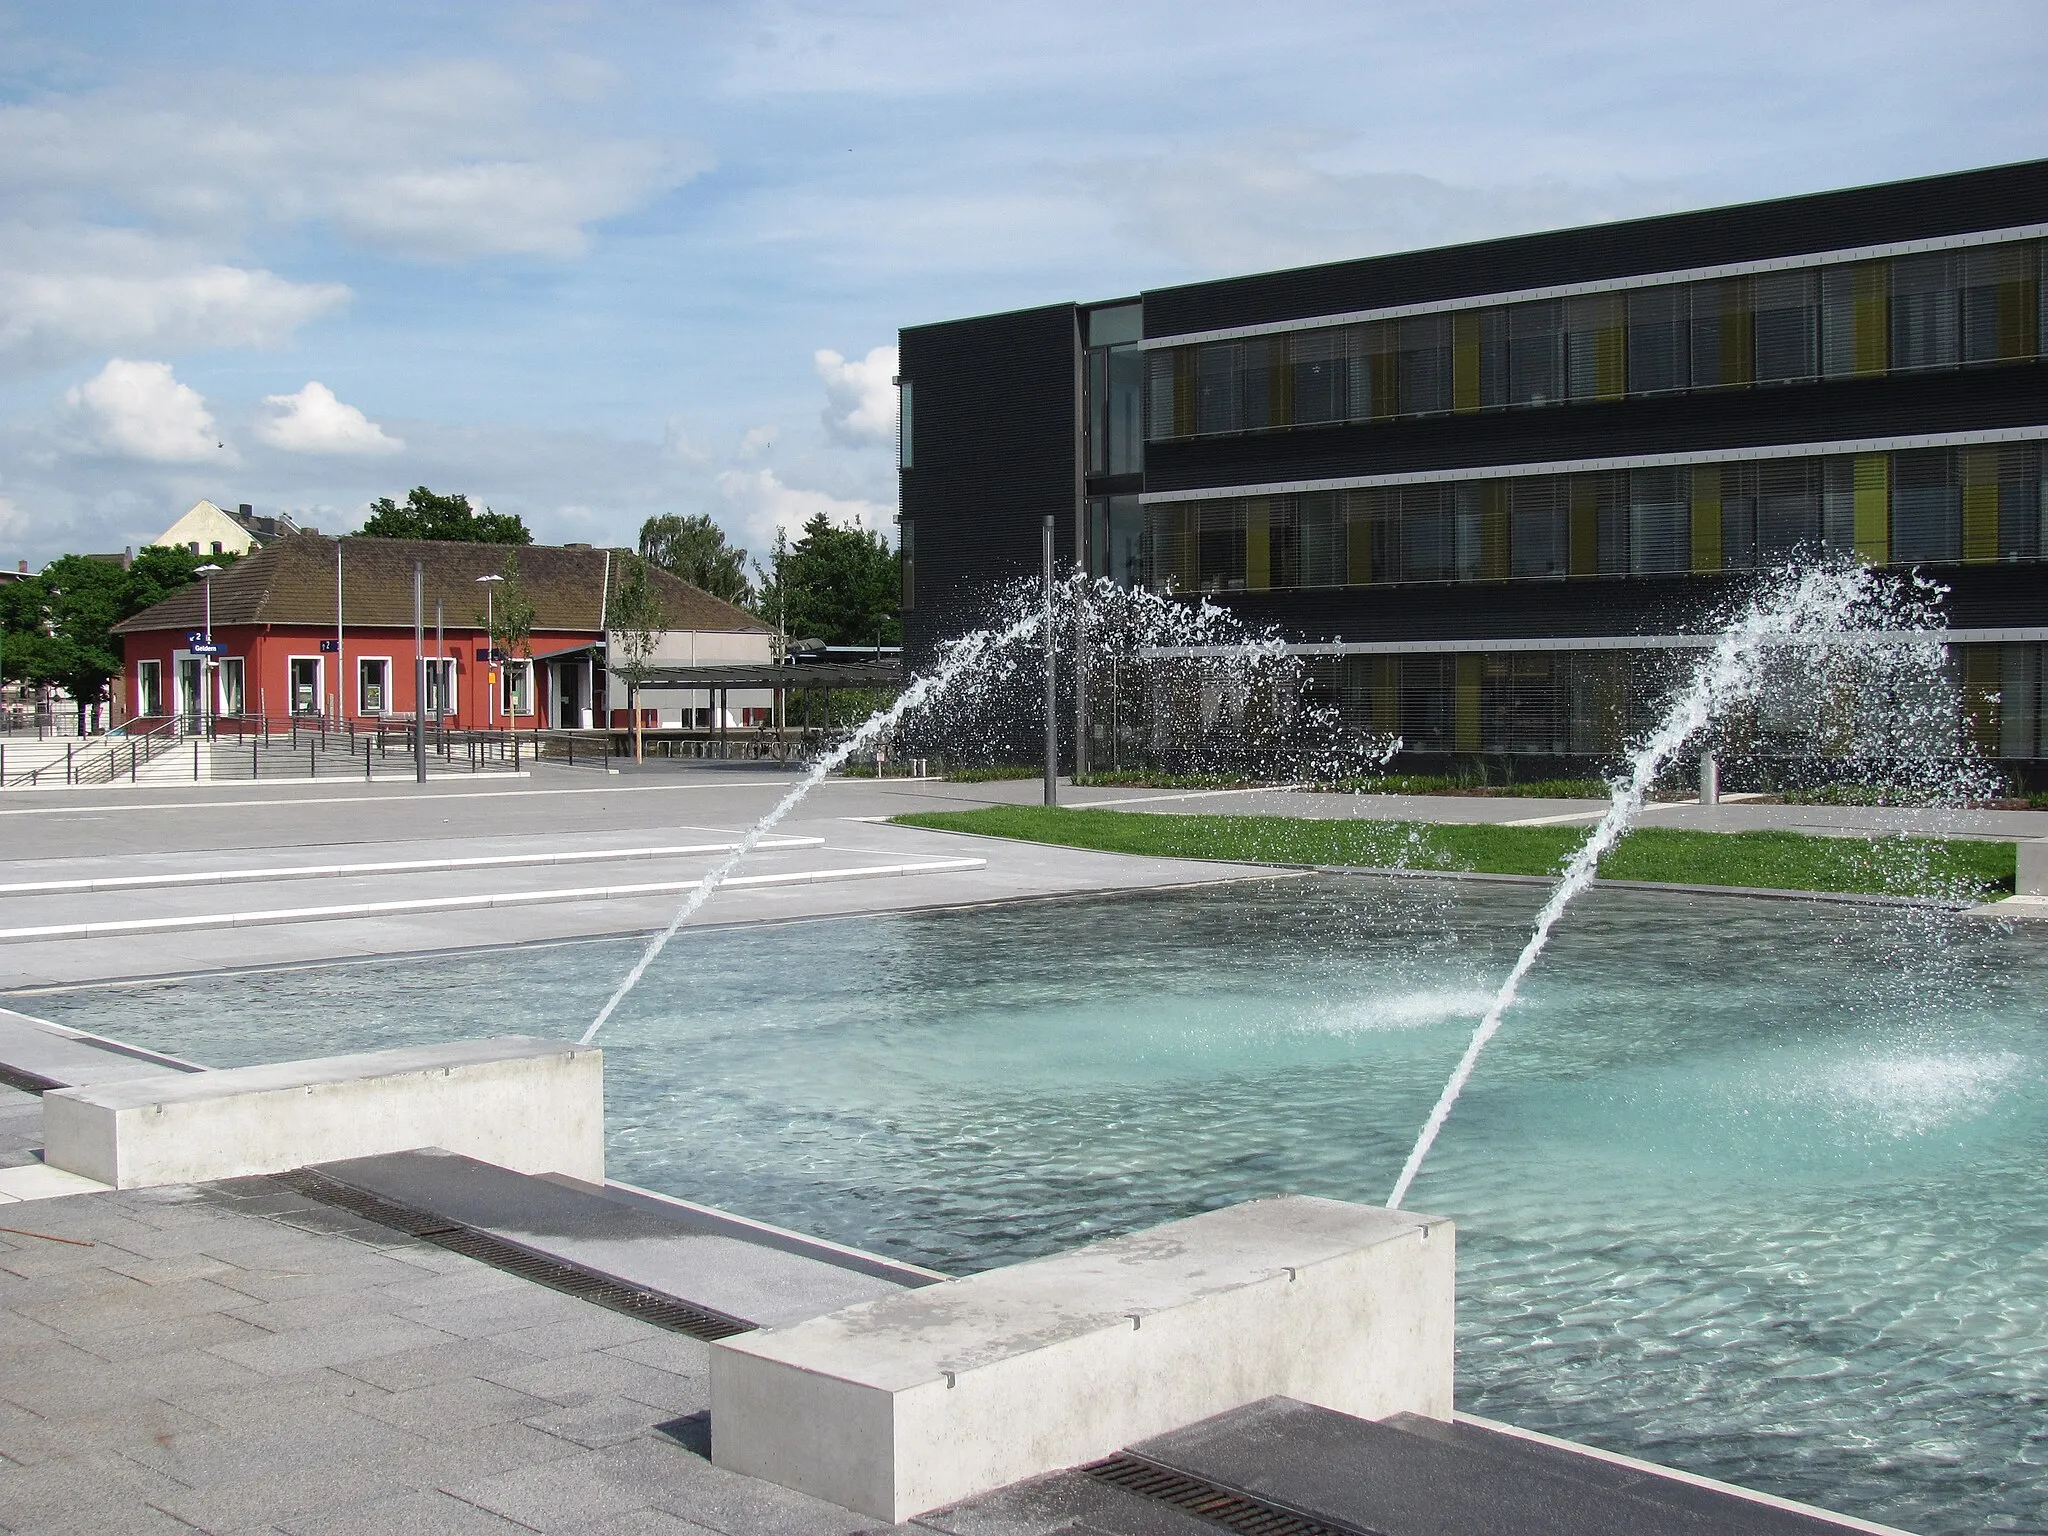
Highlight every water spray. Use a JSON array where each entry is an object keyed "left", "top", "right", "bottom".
[{"left": 1386, "top": 561, "right": 1960, "bottom": 1210}]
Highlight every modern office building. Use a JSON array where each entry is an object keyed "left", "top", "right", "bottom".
[{"left": 898, "top": 159, "right": 2048, "bottom": 778}]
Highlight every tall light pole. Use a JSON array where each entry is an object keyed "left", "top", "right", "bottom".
[
  {"left": 477, "top": 573, "right": 503, "bottom": 729},
  {"left": 412, "top": 561, "right": 428, "bottom": 784},
  {"left": 1042, "top": 515, "right": 1057, "bottom": 807},
  {"left": 195, "top": 562, "right": 222, "bottom": 735}
]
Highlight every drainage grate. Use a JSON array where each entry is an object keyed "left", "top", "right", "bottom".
[
  {"left": 0, "top": 1062, "right": 62, "bottom": 1096},
  {"left": 271, "top": 1168, "right": 755, "bottom": 1341},
  {"left": 1083, "top": 1453, "right": 1379, "bottom": 1536}
]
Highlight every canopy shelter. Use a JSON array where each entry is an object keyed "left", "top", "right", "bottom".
[{"left": 635, "top": 661, "right": 904, "bottom": 690}]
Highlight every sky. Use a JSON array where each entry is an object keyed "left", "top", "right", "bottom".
[{"left": 1, "top": 0, "right": 2043, "bottom": 573}]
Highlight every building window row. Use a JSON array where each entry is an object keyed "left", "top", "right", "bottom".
[
  {"left": 1147, "top": 240, "right": 2047, "bottom": 441},
  {"left": 1134, "top": 444, "right": 2047, "bottom": 594},
  {"left": 1295, "top": 642, "right": 2036, "bottom": 760}
]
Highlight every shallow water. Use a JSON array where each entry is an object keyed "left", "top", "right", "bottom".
[{"left": 19, "top": 877, "right": 2048, "bottom": 1534}]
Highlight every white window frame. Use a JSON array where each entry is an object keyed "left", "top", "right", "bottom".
[
  {"left": 135, "top": 659, "right": 162, "bottom": 717},
  {"left": 501, "top": 659, "right": 533, "bottom": 718},
  {"left": 287, "top": 655, "right": 325, "bottom": 717},
  {"left": 217, "top": 657, "right": 245, "bottom": 717},
  {"left": 424, "top": 657, "right": 458, "bottom": 717},
  {"left": 357, "top": 655, "right": 392, "bottom": 716}
]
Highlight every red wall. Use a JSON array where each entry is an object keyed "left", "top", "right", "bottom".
[{"left": 120, "top": 623, "right": 596, "bottom": 730}]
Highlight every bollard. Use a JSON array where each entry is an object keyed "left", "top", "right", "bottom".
[
  {"left": 194, "top": 740, "right": 200, "bottom": 781},
  {"left": 1699, "top": 752, "right": 1719, "bottom": 806},
  {"left": 365, "top": 738, "right": 372, "bottom": 781},
  {"left": 252, "top": 743, "right": 258, "bottom": 780}
]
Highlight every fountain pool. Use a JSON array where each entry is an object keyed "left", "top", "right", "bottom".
[{"left": 14, "top": 875, "right": 2046, "bottom": 1533}]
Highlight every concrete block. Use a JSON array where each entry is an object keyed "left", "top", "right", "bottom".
[
  {"left": 708, "top": 1195, "right": 1452, "bottom": 1524},
  {"left": 2019, "top": 838, "right": 2048, "bottom": 897},
  {"left": 40, "top": 1037, "right": 601, "bottom": 1189}
]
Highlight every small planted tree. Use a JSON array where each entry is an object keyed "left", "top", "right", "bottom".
[
  {"left": 476, "top": 552, "right": 536, "bottom": 723},
  {"left": 608, "top": 554, "right": 664, "bottom": 764}
]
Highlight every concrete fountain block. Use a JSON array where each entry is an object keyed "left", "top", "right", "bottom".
[
  {"left": 708, "top": 1194, "right": 1453, "bottom": 1524},
  {"left": 41, "top": 1036, "right": 602, "bottom": 1189}
]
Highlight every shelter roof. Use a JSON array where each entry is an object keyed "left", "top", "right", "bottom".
[{"left": 114, "top": 536, "right": 769, "bottom": 637}]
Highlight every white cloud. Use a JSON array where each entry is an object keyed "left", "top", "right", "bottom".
[
  {"left": 1090, "top": 138, "right": 1666, "bottom": 274},
  {"left": 815, "top": 345, "right": 899, "bottom": 446},
  {"left": 716, "top": 466, "right": 891, "bottom": 547},
  {"left": 738, "top": 424, "right": 777, "bottom": 459},
  {"left": 0, "top": 60, "right": 701, "bottom": 265},
  {"left": 254, "top": 382, "right": 402, "bottom": 456},
  {"left": 63, "top": 359, "right": 226, "bottom": 464},
  {"left": 0, "top": 225, "right": 349, "bottom": 375}
]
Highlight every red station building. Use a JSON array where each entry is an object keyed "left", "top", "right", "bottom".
[{"left": 114, "top": 535, "right": 770, "bottom": 731}]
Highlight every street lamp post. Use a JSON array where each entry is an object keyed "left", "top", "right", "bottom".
[
  {"left": 476, "top": 573, "right": 503, "bottom": 729},
  {"left": 195, "top": 562, "right": 222, "bottom": 737}
]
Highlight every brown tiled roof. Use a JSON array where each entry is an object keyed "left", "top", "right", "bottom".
[{"left": 114, "top": 536, "right": 767, "bottom": 636}]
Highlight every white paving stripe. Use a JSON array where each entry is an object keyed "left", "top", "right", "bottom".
[
  {"left": 0, "top": 857, "right": 990, "bottom": 943},
  {"left": 0, "top": 778, "right": 804, "bottom": 817},
  {"left": 1066, "top": 783, "right": 1312, "bottom": 808},
  {"left": 0, "top": 839, "right": 825, "bottom": 896}
]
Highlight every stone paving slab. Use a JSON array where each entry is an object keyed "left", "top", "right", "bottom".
[{"left": 0, "top": 1181, "right": 882, "bottom": 1535}]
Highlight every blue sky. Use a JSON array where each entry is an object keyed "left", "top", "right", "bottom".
[{"left": 2, "top": 0, "right": 2043, "bottom": 572}]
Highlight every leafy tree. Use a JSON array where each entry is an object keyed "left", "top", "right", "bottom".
[
  {"left": 638, "top": 514, "right": 750, "bottom": 605},
  {"left": 361, "top": 486, "right": 531, "bottom": 544},
  {"left": 607, "top": 554, "right": 664, "bottom": 763},
  {"left": 474, "top": 551, "right": 535, "bottom": 722},
  {"left": 751, "top": 514, "right": 900, "bottom": 650},
  {"left": 0, "top": 545, "right": 230, "bottom": 731}
]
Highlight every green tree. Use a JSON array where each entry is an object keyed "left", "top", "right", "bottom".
[
  {"left": 361, "top": 486, "right": 531, "bottom": 544},
  {"left": 474, "top": 551, "right": 535, "bottom": 722},
  {"left": 638, "top": 514, "right": 750, "bottom": 605},
  {"left": 0, "top": 545, "right": 229, "bottom": 731},
  {"left": 607, "top": 554, "right": 664, "bottom": 764},
  {"left": 751, "top": 514, "right": 900, "bottom": 649}
]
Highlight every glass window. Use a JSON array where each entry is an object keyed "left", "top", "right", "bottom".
[
  {"left": 290, "top": 657, "right": 321, "bottom": 716},
  {"left": 1509, "top": 478, "right": 1565, "bottom": 577},
  {"left": 1756, "top": 460, "right": 1821, "bottom": 560},
  {"left": 1565, "top": 294, "right": 1626, "bottom": 401},
  {"left": 1290, "top": 330, "right": 1346, "bottom": 425},
  {"left": 899, "top": 519, "right": 916, "bottom": 609},
  {"left": 1822, "top": 263, "right": 1888, "bottom": 378},
  {"left": 1394, "top": 316, "right": 1450, "bottom": 416},
  {"left": 1087, "top": 497, "right": 1144, "bottom": 589},
  {"left": 1821, "top": 458, "right": 1861, "bottom": 552},
  {"left": 1146, "top": 350, "right": 1181, "bottom": 441},
  {"left": 423, "top": 659, "right": 457, "bottom": 716},
  {"left": 1718, "top": 464, "right": 1758, "bottom": 569},
  {"left": 1891, "top": 253, "right": 1959, "bottom": 370},
  {"left": 358, "top": 657, "right": 388, "bottom": 715},
  {"left": 1198, "top": 501, "right": 1245, "bottom": 590},
  {"left": 1194, "top": 343, "right": 1240, "bottom": 434},
  {"left": 1399, "top": 656, "right": 1454, "bottom": 752},
  {"left": 1296, "top": 492, "right": 1345, "bottom": 586},
  {"left": 1690, "top": 279, "right": 1753, "bottom": 387},
  {"left": 1399, "top": 486, "right": 1454, "bottom": 581},
  {"left": 1996, "top": 443, "right": 2044, "bottom": 560},
  {"left": 503, "top": 660, "right": 533, "bottom": 717},
  {"left": 217, "top": 657, "right": 245, "bottom": 716},
  {"left": 897, "top": 380, "right": 912, "bottom": 469},
  {"left": 1891, "top": 448, "right": 1960, "bottom": 561},
  {"left": 1087, "top": 304, "right": 1142, "bottom": 347},
  {"left": 1106, "top": 345, "right": 1144, "bottom": 473},
  {"left": 136, "top": 659, "right": 162, "bottom": 717},
  {"left": 1240, "top": 337, "right": 1275, "bottom": 431},
  {"left": 1454, "top": 309, "right": 1507, "bottom": 411},
  {"left": 1506, "top": 301, "right": 1565, "bottom": 406},
  {"left": 1961, "top": 243, "right": 2038, "bottom": 364},
  {"left": 1628, "top": 468, "right": 1689, "bottom": 574},
  {"left": 1752, "top": 271, "right": 1819, "bottom": 384},
  {"left": 1626, "top": 286, "right": 1689, "bottom": 395}
]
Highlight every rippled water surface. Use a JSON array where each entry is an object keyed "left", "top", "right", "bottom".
[{"left": 19, "top": 877, "right": 2048, "bottom": 1534}]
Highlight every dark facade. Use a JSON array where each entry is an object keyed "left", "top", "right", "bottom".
[{"left": 898, "top": 160, "right": 2048, "bottom": 775}]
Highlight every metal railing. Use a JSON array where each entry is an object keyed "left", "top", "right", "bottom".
[{"left": 0, "top": 714, "right": 529, "bottom": 787}]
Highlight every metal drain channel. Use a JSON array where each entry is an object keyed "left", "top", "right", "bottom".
[
  {"left": 1084, "top": 1453, "right": 1379, "bottom": 1536},
  {"left": 0, "top": 1062, "right": 61, "bottom": 1096},
  {"left": 272, "top": 1168, "right": 756, "bottom": 1341}
]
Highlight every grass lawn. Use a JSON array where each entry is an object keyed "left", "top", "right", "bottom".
[{"left": 891, "top": 805, "right": 2015, "bottom": 899}]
